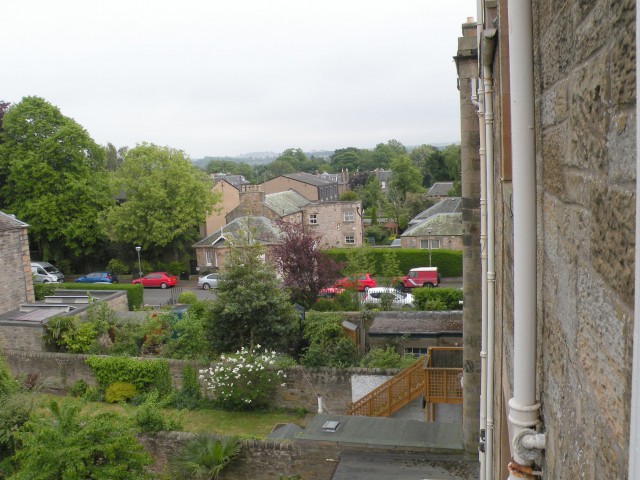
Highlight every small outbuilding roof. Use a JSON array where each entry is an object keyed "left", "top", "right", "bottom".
[
  {"left": 409, "top": 197, "right": 462, "bottom": 226},
  {"left": 369, "top": 311, "right": 463, "bottom": 337},
  {"left": 427, "top": 182, "right": 454, "bottom": 196},
  {"left": 193, "top": 216, "right": 280, "bottom": 247}
]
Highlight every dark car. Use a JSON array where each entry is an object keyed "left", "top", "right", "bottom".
[{"left": 75, "top": 272, "right": 119, "bottom": 284}]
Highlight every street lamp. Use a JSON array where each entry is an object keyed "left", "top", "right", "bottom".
[
  {"left": 427, "top": 229, "right": 432, "bottom": 267},
  {"left": 135, "top": 246, "right": 142, "bottom": 279}
]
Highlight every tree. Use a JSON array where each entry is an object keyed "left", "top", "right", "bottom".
[
  {"left": 103, "top": 143, "right": 220, "bottom": 259},
  {"left": 204, "top": 221, "right": 298, "bottom": 353},
  {"left": 372, "top": 139, "right": 406, "bottom": 169},
  {"left": 409, "top": 144, "right": 436, "bottom": 172},
  {"left": 10, "top": 400, "right": 151, "bottom": 479},
  {"left": 390, "top": 155, "right": 424, "bottom": 203},
  {"left": 443, "top": 144, "right": 462, "bottom": 195},
  {"left": 423, "top": 148, "right": 450, "bottom": 187},
  {"left": 331, "top": 147, "right": 367, "bottom": 172},
  {"left": 271, "top": 220, "right": 342, "bottom": 308},
  {"left": 377, "top": 249, "right": 402, "bottom": 282},
  {"left": 169, "top": 434, "right": 240, "bottom": 479},
  {"left": 0, "top": 96, "right": 114, "bottom": 263},
  {"left": 105, "top": 143, "right": 125, "bottom": 172}
]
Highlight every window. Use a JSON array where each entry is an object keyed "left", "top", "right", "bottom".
[
  {"left": 420, "top": 239, "right": 441, "bottom": 249},
  {"left": 420, "top": 240, "right": 429, "bottom": 249},
  {"left": 381, "top": 181, "right": 386, "bottom": 189},
  {"left": 205, "top": 250, "right": 212, "bottom": 266},
  {"left": 405, "top": 347, "right": 429, "bottom": 357},
  {"left": 431, "top": 239, "right": 440, "bottom": 249},
  {"left": 309, "top": 214, "right": 318, "bottom": 225},
  {"left": 345, "top": 235, "right": 355, "bottom": 244},
  {"left": 343, "top": 211, "right": 355, "bottom": 222}
]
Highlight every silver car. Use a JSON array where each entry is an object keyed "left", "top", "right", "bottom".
[
  {"left": 198, "top": 273, "right": 219, "bottom": 290},
  {"left": 31, "top": 261, "right": 64, "bottom": 284},
  {"left": 362, "top": 287, "right": 414, "bottom": 308}
]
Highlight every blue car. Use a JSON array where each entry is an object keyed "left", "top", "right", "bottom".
[{"left": 75, "top": 272, "right": 119, "bottom": 284}]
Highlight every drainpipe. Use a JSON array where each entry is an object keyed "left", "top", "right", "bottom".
[
  {"left": 481, "top": 27, "right": 497, "bottom": 480},
  {"left": 471, "top": 74, "right": 488, "bottom": 480},
  {"left": 628, "top": 5, "right": 640, "bottom": 477},
  {"left": 507, "top": 1, "right": 545, "bottom": 477}
]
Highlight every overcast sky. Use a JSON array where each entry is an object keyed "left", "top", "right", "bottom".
[{"left": 4, "top": 1, "right": 475, "bottom": 159}]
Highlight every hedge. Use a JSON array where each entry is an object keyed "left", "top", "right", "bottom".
[
  {"left": 85, "top": 356, "right": 171, "bottom": 395},
  {"left": 325, "top": 248, "right": 463, "bottom": 278},
  {"left": 413, "top": 287, "right": 463, "bottom": 311},
  {"left": 58, "top": 283, "right": 144, "bottom": 311}
]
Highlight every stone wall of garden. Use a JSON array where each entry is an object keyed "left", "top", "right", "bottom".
[{"left": 3, "top": 350, "right": 399, "bottom": 414}]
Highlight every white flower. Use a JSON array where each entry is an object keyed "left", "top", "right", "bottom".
[{"left": 281, "top": 383, "right": 286, "bottom": 387}]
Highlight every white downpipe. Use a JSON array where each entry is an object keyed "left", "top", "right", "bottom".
[
  {"left": 627, "top": 4, "right": 640, "bottom": 477},
  {"left": 472, "top": 74, "right": 488, "bottom": 480},
  {"left": 507, "top": 0, "right": 543, "bottom": 477},
  {"left": 483, "top": 40, "right": 496, "bottom": 480}
]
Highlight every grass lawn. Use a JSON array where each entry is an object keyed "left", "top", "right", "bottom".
[{"left": 38, "top": 394, "right": 313, "bottom": 437}]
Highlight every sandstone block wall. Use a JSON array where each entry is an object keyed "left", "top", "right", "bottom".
[{"left": 0, "top": 227, "right": 33, "bottom": 314}]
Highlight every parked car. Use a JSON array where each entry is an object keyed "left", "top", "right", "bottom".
[
  {"left": 198, "top": 273, "right": 219, "bottom": 290},
  {"left": 132, "top": 272, "right": 177, "bottom": 289},
  {"left": 75, "top": 272, "right": 118, "bottom": 284},
  {"left": 362, "top": 287, "right": 414, "bottom": 308},
  {"left": 317, "top": 287, "right": 345, "bottom": 299},
  {"left": 31, "top": 261, "right": 64, "bottom": 284},
  {"left": 333, "top": 273, "right": 377, "bottom": 292},
  {"left": 394, "top": 267, "right": 440, "bottom": 291}
]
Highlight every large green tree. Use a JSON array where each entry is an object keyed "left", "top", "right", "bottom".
[
  {"left": 103, "top": 143, "right": 219, "bottom": 258},
  {"left": 204, "top": 222, "right": 298, "bottom": 353},
  {"left": 0, "top": 96, "right": 114, "bottom": 263},
  {"left": 390, "top": 155, "right": 424, "bottom": 202}
]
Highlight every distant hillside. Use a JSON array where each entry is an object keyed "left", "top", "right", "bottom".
[{"left": 192, "top": 150, "right": 334, "bottom": 167}]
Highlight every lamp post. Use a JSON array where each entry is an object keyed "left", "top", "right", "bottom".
[
  {"left": 428, "top": 229, "right": 432, "bottom": 267},
  {"left": 135, "top": 246, "right": 142, "bottom": 279}
]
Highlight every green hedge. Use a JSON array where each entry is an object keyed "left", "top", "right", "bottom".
[
  {"left": 325, "top": 248, "right": 462, "bottom": 277},
  {"left": 413, "top": 287, "right": 463, "bottom": 311},
  {"left": 85, "top": 356, "right": 171, "bottom": 395},
  {"left": 59, "top": 283, "right": 143, "bottom": 310}
]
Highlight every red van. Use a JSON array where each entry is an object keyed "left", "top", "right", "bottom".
[{"left": 394, "top": 267, "right": 440, "bottom": 291}]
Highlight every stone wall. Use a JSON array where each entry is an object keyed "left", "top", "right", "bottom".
[
  {"left": 302, "top": 201, "right": 363, "bottom": 248},
  {"left": 483, "top": 0, "right": 636, "bottom": 478},
  {"left": 0, "top": 225, "right": 34, "bottom": 314},
  {"left": 2, "top": 350, "right": 396, "bottom": 414}
]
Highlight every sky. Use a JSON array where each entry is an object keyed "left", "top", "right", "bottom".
[{"left": 3, "top": 1, "right": 475, "bottom": 159}]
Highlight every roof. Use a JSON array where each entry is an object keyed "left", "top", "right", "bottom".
[
  {"left": 368, "top": 311, "right": 463, "bottom": 337},
  {"left": 281, "top": 172, "right": 337, "bottom": 187},
  {"left": 212, "top": 173, "right": 250, "bottom": 188},
  {"left": 264, "top": 189, "right": 311, "bottom": 216},
  {"left": 0, "top": 211, "right": 28, "bottom": 231},
  {"left": 193, "top": 216, "right": 281, "bottom": 247},
  {"left": 374, "top": 169, "right": 393, "bottom": 182},
  {"left": 409, "top": 197, "right": 462, "bottom": 226},
  {"left": 402, "top": 212, "right": 463, "bottom": 237},
  {"left": 427, "top": 182, "right": 454, "bottom": 196}
]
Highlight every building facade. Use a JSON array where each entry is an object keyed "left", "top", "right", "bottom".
[
  {"left": 0, "top": 212, "right": 35, "bottom": 314},
  {"left": 263, "top": 172, "right": 339, "bottom": 202}
]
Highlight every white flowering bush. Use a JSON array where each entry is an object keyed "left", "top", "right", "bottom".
[{"left": 199, "top": 346, "right": 287, "bottom": 410}]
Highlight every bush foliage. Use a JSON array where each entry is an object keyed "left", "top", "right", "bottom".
[
  {"left": 59, "top": 282, "right": 144, "bottom": 310},
  {"left": 85, "top": 356, "right": 171, "bottom": 396},
  {"left": 301, "top": 312, "right": 358, "bottom": 368},
  {"left": 413, "top": 287, "right": 463, "bottom": 311}
]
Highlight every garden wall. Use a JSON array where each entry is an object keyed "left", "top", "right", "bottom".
[{"left": 3, "top": 350, "right": 399, "bottom": 414}]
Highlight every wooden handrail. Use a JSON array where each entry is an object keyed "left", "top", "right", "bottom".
[{"left": 347, "top": 354, "right": 427, "bottom": 417}]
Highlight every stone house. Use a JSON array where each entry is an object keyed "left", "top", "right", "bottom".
[
  {"left": 0, "top": 211, "right": 34, "bottom": 314},
  {"left": 426, "top": 182, "right": 454, "bottom": 202},
  {"left": 400, "top": 213, "right": 463, "bottom": 251},
  {"left": 455, "top": 2, "right": 636, "bottom": 478},
  {"left": 263, "top": 172, "right": 339, "bottom": 202}
]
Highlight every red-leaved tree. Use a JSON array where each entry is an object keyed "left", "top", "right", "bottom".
[{"left": 272, "top": 220, "right": 342, "bottom": 307}]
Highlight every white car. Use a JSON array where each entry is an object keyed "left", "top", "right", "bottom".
[
  {"left": 362, "top": 287, "right": 414, "bottom": 308},
  {"left": 198, "top": 273, "right": 219, "bottom": 290}
]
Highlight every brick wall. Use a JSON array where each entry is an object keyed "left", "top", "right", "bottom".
[{"left": 0, "top": 226, "right": 33, "bottom": 314}]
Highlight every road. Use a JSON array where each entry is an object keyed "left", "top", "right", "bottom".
[{"left": 142, "top": 280, "right": 216, "bottom": 307}]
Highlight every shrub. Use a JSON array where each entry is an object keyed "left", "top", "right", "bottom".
[
  {"left": 42, "top": 316, "right": 76, "bottom": 351},
  {"left": 107, "top": 258, "right": 130, "bottom": 275},
  {"left": 69, "top": 379, "right": 90, "bottom": 398},
  {"left": 169, "top": 433, "right": 240, "bottom": 480},
  {"left": 155, "top": 260, "right": 187, "bottom": 276},
  {"left": 162, "top": 306, "right": 212, "bottom": 360},
  {"left": 133, "top": 391, "right": 182, "bottom": 433},
  {"left": 171, "top": 365, "right": 202, "bottom": 410},
  {"left": 0, "top": 350, "right": 17, "bottom": 397},
  {"left": 85, "top": 356, "right": 171, "bottom": 396},
  {"left": 109, "top": 322, "right": 143, "bottom": 356},
  {"left": 0, "top": 393, "right": 38, "bottom": 461},
  {"left": 105, "top": 382, "right": 138, "bottom": 403},
  {"left": 359, "top": 346, "right": 416, "bottom": 369},
  {"left": 301, "top": 312, "right": 358, "bottom": 368},
  {"left": 310, "top": 298, "right": 338, "bottom": 312},
  {"left": 34, "top": 282, "right": 61, "bottom": 301},
  {"left": 200, "top": 348, "right": 286, "bottom": 411},
  {"left": 177, "top": 291, "right": 198, "bottom": 304},
  {"left": 62, "top": 321, "right": 98, "bottom": 353},
  {"left": 413, "top": 287, "right": 463, "bottom": 311}
]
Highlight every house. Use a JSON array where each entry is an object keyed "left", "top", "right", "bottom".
[
  {"left": 400, "top": 213, "right": 462, "bottom": 251},
  {"left": 426, "top": 182, "right": 454, "bottom": 202},
  {"left": 372, "top": 168, "right": 393, "bottom": 194},
  {"left": 200, "top": 178, "right": 241, "bottom": 238},
  {"left": 263, "top": 172, "right": 339, "bottom": 202},
  {"left": 193, "top": 216, "right": 281, "bottom": 272},
  {"left": 316, "top": 170, "right": 350, "bottom": 197},
  {"left": 0, "top": 211, "right": 34, "bottom": 313},
  {"left": 456, "top": 2, "right": 636, "bottom": 478},
  {"left": 408, "top": 197, "right": 462, "bottom": 227}
]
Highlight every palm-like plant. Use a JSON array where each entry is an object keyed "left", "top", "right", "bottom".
[{"left": 169, "top": 433, "right": 241, "bottom": 479}]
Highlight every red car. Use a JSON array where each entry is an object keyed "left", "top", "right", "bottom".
[
  {"left": 132, "top": 272, "right": 178, "bottom": 289},
  {"left": 333, "top": 273, "right": 377, "bottom": 292}
]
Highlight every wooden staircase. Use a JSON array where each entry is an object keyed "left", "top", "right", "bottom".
[
  {"left": 347, "top": 354, "right": 427, "bottom": 417},
  {"left": 347, "top": 347, "right": 464, "bottom": 419}
]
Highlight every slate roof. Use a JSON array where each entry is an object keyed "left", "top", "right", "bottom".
[
  {"left": 0, "top": 211, "right": 28, "bottom": 231},
  {"left": 282, "top": 172, "right": 336, "bottom": 187},
  {"left": 264, "top": 189, "right": 311, "bottom": 216},
  {"left": 193, "top": 216, "right": 280, "bottom": 247},
  {"left": 211, "top": 173, "right": 250, "bottom": 188},
  {"left": 427, "top": 182, "right": 454, "bottom": 196},
  {"left": 401, "top": 212, "right": 463, "bottom": 237},
  {"left": 409, "top": 197, "right": 462, "bottom": 226},
  {"left": 369, "top": 311, "right": 463, "bottom": 337}
]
